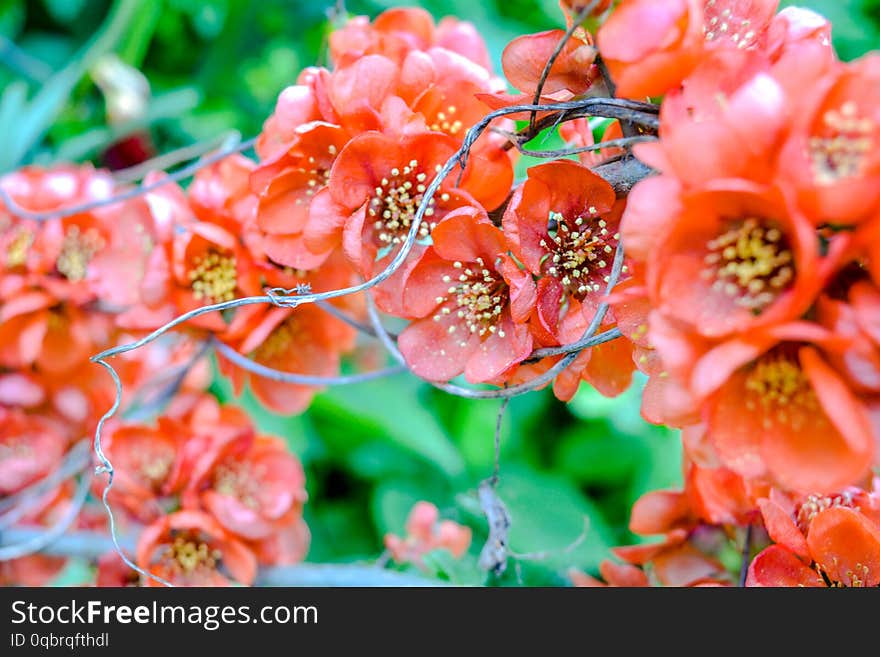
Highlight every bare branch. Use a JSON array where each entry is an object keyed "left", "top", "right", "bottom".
[
  {"left": 113, "top": 131, "right": 251, "bottom": 183},
  {"left": 0, "top": 527, "right": 443, "bottom": 586},
  {"left": 512, "top": 135, "right": 656, "bottom": 159},
  {"left": 0, "top": 134, "right": 256, "bottom": 222},
  {"left": 0, "top": 472, "right": 90, "bottom": 561},
  {"left": 477, "top": 479, "right": 512, "bottom": 576},
  {"left": 528, "top": 1, "right": 600, "bottom": 132},
  {"left": 211, "top": 337, "right": 406, "bottom": 385},
  {"left": 0, "top": 441, "right": 90, "bottom": 529}
]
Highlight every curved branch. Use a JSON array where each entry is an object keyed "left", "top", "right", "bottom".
[
  {"left": 528, "top": 1, "right": 600, "bottom": 132},
  {"left": 0, "top": 527, "right": 443, "bottom": 586},
  {"left": 0, "top": 472, "right": 90, "bottom": 561},
  {"left": 0, "top": 441, "right": 90, "bottom": 528},
  {"left": 0, "top": 134, "right": 256, "bottom": 222},
  {"left": 212, "top": 338, "right": 406, "bottom": 385}
]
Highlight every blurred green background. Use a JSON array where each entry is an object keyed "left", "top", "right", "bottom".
[{"left": 1, "top": 0, "right": 877, "bottom": 585}]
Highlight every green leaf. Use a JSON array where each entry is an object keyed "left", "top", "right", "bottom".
[
  {"left": 319, "top": 377, "right": 466, "bottom": 479},
  {"left": 494, "top": 466, "right": 615, "bottom": 573}
]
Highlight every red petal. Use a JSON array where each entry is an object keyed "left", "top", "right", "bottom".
[{"left": 746, "top": 545, "right": 823, "bottom": 587}]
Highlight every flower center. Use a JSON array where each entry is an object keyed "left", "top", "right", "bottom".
[
  {"left": 541, "top": 209, "right": 619, "bottom": 300},
  {"left": 137, "top": 447, "right": 174, "bottom": 488},
  {"left": 369, "top": 160, "right": 442, "bottom": 246},
  {"left": 430, "top": 106, "right": 464, "bottom": 136},
  {"left": 161, "top": 534, "right": 222, "bottom": 575},
  {"left": 0, "top": 436, "right": 32, "bottom": 461},
  {"left": 809, "top": 101, "right": 874, "bottom": 184},
  {"left": 744, "top": 351, "right": 820, "bottom": 430},
  {"left": 702, "top": 217, "right": 794, "bottom": 311},
  {"left": 795, "top": 491, "right": 858, "bottom": 534},
  {"left": 434, "top": 257, "right": 507, "bottom": 341},
  {"left": 188, "top": 250, "right": 237, "bottom": 303},
  {"left": 703, "top": 2, "right": 758, "bottom": 49},
  {"left": 214, "top": 462, "right": 264, "bottom": 510},
  {"left": 56, "top": 225, "right": 105, "bottom": 281},
  {"left": 254, "top": 318, "right": 297, "bottom": 361},
  {"left": 5, "top": 229, "right": 33, "bottom": 268}
]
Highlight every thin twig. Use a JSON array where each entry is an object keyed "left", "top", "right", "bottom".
[
  {"left": 0, "top": 472, "right": 90, "bottom": 561},
  {"left": 515, "top": 135, "right": 656, "bottom": 159},
  {"left": 528, "top": 2, "right": 599, "bottom": 133},
  {"left": 112, "top": 132, "right": 250, "bottom": 184},
  {"left": 477, "top": 479, "right": 512, "bottom": 576},
  {"left": 0, "top": 134, "right": 256, "bottom": 222},
  {"left": 595, "top": 54, "right": 616, "bottom": 98},
  {"left": 0, "top": 441, "right": 91, "bottom": 528},
  {"left": 491, "top": 398, "right": 510, "bottom": 486},
  {"left": 739, "top": 523, "right": 754, "bottom": 587},
  {"left": 528, "top": 326, "right": 622, "bottom": 360},
  {"left": 212, "top": 337, "right": 406, "bottom": 385}
]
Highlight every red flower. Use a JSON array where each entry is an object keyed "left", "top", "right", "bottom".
[
  {"left": 816, "top": 282, "right": 880, "bottom": 394},
  {"left": 195, "top": 435, "right": 307, "bottom": 542},
  {"left": 568, "top": 561, "right": 650, "bottom": 587},
  {"left": 748, "top": 482, "right": 880, "bottom": 586},
  {"left": 501, "top": 28, "right": 598, "bottom": 96},
  {"left": 702, "top": 0, "right": 779, "bottom": 52},
  {"left": 503, "top": 160, "right": 622, "bottom": 342},
  {"left": 686, "top": 323, "right": 875, "bottom": 492},
  {"left": 397, "top": 206, "right": 535, "bottom": 383},
  {"left": 136, "top": 510, "right": 257, "bottom": 586},
  {"left": 777, "top": 55, "right": 880, "bottom": 225},
  {"left": 597, "top": 0, "right": 705, "bottom": 98},
  {"left": 637, "top": 55, "right": 790, "bottom": 188},
  {"left": 622, "top": 180, "right": 822, "bottom": 338},
  {"left": 97, "top": 421, "right": 187, "bottom": 522},
  {"left": 330, "top": 8, "right": 491, "bottom": 72},
  {"left": 384, "top": 501, "right": 472, "bottom": 567},
  {"left": 219, "top": 285, "right": 356, "bottom": 414},
  {"left": 167, "top": 220, "right": 261, "bottom": 332},
  {"left": 305, "top": 130, "right": 509, "bottom": 315},
  {"left": 1, "top": 165, "right": 158, "bottom": 308},
  {"left": 0, "top": 408, "right": 67, "bottom": 495},
  {"left": 251, "top": 123, "right": 349, "bottom": 269}
]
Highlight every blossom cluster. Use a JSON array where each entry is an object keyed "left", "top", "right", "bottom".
[
  {"left": 0, "top": 165, "right": 310, "bottom": 586},
  {"left": 573, "top": 0, "right": 880, "bottom": 586},
  {"left": 1, "top": 0, "right": 879, "bottom": 587}
]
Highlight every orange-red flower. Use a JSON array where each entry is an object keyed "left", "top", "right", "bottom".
[
  {"left": 503, "top": 160, "right": 622, "bottom": 341},
  {"left": 218, "top": 288, "right": 356, "bottom": 415},
  {"left": 637, "top": 53, "right": 790, "bottom": 187},
  {"left": 192, "top": 435, "right": 307, "bottom": 542},
  {"left": 501, "top": 28, "right": 598, "bottom": 97},
  {"left": 96, "top": 421, "right": 187, "bottom": 522},
  {"left": 329, "top": 8, "right": 491, "bottom": 72},
  {"left": 0, "top": 407, "right": 67, "bottom": 495},
  {"left": 384, "top": 501, "right": 472, "bottom": 568},
  {"left": 748, "top": 481, "right": 880, "bottom": 586},
  {"left": 305, "top": 130, "right": 508, "bottom": 315},
  {"left": 777, "top": 54, "right": 880, "bottom": 225},
  {"left": 597, "top": 0, "right": 705, "bottom": 98},
  {"left": 397, "top": 206, "right": 535, "bottom": 383},
  {"left": 684, "top": 322, "right": 875, "bottom": 492},
  {"left": 622, "top": 180, "right": 822, "bottom": 338},
  {"left": 136, "top": 510, "right": 257, "bottom": 586}
]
